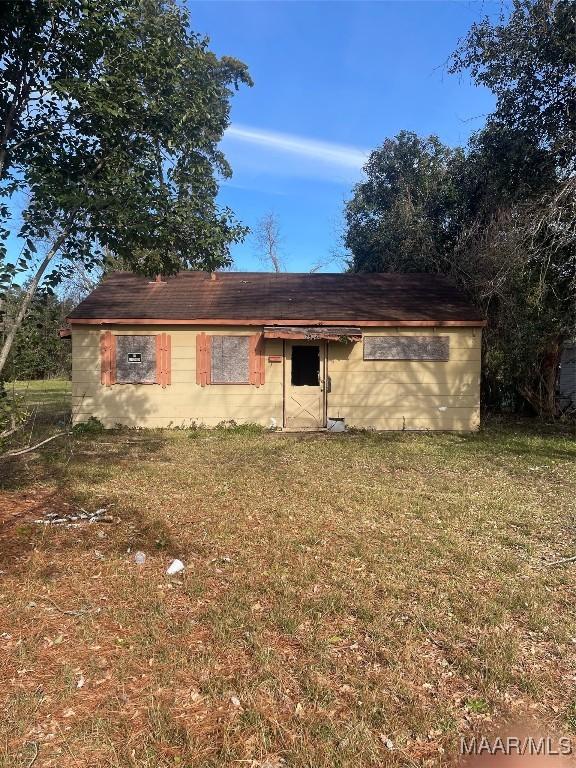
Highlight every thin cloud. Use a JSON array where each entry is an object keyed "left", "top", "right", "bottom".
[{"left": 224, "top": 124, "right": 369, "bottom": 174}]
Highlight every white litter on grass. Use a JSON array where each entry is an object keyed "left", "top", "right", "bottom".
[
  {"left": 134, "top": 551, "right": 146, "bottom": 565},
  {"left": 166, "top": 559, "right": 185, "bottom": 575},
  {"left": 33, "top": 507, "right": 115, "bottom": 528},
  {"left": 379, "top": 735, "right": 394, "bottom": 750}
]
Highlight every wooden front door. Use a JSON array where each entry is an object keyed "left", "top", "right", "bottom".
[{"left": 284, "top": 341, "right": 326, "bottom": 429}]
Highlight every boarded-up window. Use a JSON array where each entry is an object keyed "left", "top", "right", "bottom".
[
  {"left": 211, "top": 336, "right": 250, "bottom": 384},
  {"left": 364, "top": 336, "right": 449, "bottom": 361},
  {"left": 116, "top": 335, "right": 157, "bottom": 383}
]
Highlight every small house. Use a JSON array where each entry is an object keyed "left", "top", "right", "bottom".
[{"left": 68, "top": 271, "right": 485, "bottom": 431}]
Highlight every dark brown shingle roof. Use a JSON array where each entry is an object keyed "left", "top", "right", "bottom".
[{"left": 68, "top": 271, "right": 485, "bottom": 326}]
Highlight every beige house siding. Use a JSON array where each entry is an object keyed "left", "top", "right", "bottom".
[
  {"left": 72, "top": 326, "right": 284, "bottom": 428},
  {"left": 72, "top": 324, "right": 481, "bottom": 431},
  {"left": 327, "top": 327, "right": 481, "bottom": 431}
]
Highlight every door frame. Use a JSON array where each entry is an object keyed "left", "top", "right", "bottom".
[{"left": 282, "top": 339, "right": 328, "bottom": 430}]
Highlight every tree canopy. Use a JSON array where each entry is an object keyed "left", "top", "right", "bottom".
[
  {"left": 450, "top": 0, "right": 576, "bottom": 175},
  {"left": 0, "top": 0, "right": 252, "bottom": 376},
  {"left": 345, "top": 132, "right": 463, "bottom": 274},
  {"left": 346, "top": 0, "right": 576, "bottom": 417}
]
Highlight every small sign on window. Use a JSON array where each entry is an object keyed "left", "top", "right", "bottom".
[{"left": 127, "top": 352, "right": 142, "bottom": 364}]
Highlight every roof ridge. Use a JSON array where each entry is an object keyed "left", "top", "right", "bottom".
[{"left": 103, "top": 270, "right": 454, "bottom": 278}]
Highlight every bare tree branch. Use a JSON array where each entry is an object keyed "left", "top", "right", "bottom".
[
  {"left": 0, "top": 411, "right": 18, "bottom": 439},
  {"left": 0, "top": 431, "right": 67, "bottom": 459},
  {"left": 253, "top": 212, "right": 283, "bottom": 272}
]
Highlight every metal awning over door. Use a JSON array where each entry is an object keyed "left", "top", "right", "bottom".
[{"left": 263, "top": 326, "right": 362, "bottom": 342}]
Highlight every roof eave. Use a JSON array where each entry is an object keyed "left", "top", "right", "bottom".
[{"left": 68, "top": 317, "right": 486, "bottom": 328}]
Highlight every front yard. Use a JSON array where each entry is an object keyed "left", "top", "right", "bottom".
[{"left": 1, "top": 421, "right": 575, "bottom": 767}]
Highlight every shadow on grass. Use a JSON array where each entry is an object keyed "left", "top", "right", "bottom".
[
  {"left": 0, "top": 429, "right": 177, "bottom": 565},
  {"left": 337, "top": 416, "right": 576, "bottom": 463},
  {"left": 0, "top": 488, "right": 71, "bottom": 564},
  {"left": 1, "top": 417, "right": 574, "bottom": 569},
  {"left": 1, "top": 429, "right": 168, "bottom": 489},
  {"left": 447, "top": 417, "right": 576, "bottom": 462}
]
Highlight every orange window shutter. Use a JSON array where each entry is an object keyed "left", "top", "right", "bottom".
[
  {"left": 205, "top": 335, "right": 211, "bottom": 385},
  {"left": 249, "top": 334, "right": 257, "bottom": 386},
  {"left": 196, "top": 333, "right": 209, "bottom": 386},
  {"left": 258, "top": 333, "right": 265, "bottom": 386},
  {"left": 156, "top": 332, "right": 171, "bottom": 388},
  {"left": 100, "top": 332, "right": 108, "bottom": 385},
  {"left": 100, "top": 330, "right": 115, "bottom": 386},
  {"left": 109, "top": 333, "right": 116, "bottom": 385},
  {"left": 165, "top": 334, "right": 172, "bottom": 386},
  {"left": 249, "top": 333, "right": 265, "bottom": 387}
]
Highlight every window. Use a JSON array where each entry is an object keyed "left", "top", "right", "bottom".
[
  {"left": 363, "top": 336, "right": 449, "bottom": 361},
  {"left": 115, "top": 335, "right": 157, "bottom": 383},
  {"left": 291, "top": 345, "right": 320, "bottom": 386},
  {"left": 211, "top": 335, "right": 250, "bottom": 384},
  {"left": 196, "top": 332, "right": 265, "bottom": 387},
  {"left": 100, "top": 332, "right": 171, "bottom": 387}
]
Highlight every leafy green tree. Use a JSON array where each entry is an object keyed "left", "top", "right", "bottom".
[
  {"left": 457, "top": 167, "right": 575, "bottom": 415},
  {"left": 346, "top": 0, "right": 575, "bottom": 417},
  {"left": 346, "top": 128, "right": 575, "bottom": 416},
  {"left": 451, "top": 0, "right": 576, "bottom": 416},
  {"left": 4, "top": 287, "right": 71, "bottom": 380},
  {"left": 0, "top": 0, "right": 252, "bottom": 377},
  {"left": 345, "top": 132, "right": 464, "bottom": 274},
  {"left": 450, "top": 0, "right": 576, "bottom": 175}
]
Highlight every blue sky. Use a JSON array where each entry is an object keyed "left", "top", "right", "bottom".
[{"left": 191, "top": 1, "right": 498, "bottom": 272}]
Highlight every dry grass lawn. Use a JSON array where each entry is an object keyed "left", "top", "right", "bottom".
[{"left": 1, "top": 418, "right": 576, "bottom": 767}]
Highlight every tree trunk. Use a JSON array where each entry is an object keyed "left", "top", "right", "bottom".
[
  {"left": 519, "top": 338, "right": 563, "bottom": 418},
  {"left": 0, "top": 230, "right": 69, "bottom": 377},
  {"left": 541, "top": 339, "right": 563, "bottom": 418}
]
